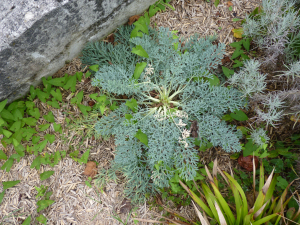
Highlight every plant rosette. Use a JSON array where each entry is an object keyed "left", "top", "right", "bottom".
[{"left": 88, "top": 26, "right": 248, "bottom": 202}]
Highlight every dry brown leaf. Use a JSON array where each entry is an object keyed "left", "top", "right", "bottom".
[
  {"left": 107, "top": 33, "right": 115, "bottom": 44},
  {"left": 128, "top": 15, "right": 140, "bottom": 25},
  {"left": 291, "top": 115, "right": 300, "bottom": 122},
  {"left": 83, "top": 161, "right": 97, "bottom": 178},
  {"left": 238, "top": 155, "right": 259, "bottom": 171},
  {"left": 119, "top": 198, "right": 132, "bottom": 214},
  {"left": 227, "top": 1, "right": 233, "bottom": 7}
]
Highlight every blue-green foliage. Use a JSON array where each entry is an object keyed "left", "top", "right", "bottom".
[{"left": 83, "top": 25, "right": 247, "bottom": 203}]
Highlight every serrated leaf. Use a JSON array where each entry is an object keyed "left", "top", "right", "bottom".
[
  {"left": 231, "top": 48, "right": 244, "bottom": 60},
  {"left": 3, "top": 180, "right": 20, "bottom": 190},
  {"left": 29, "top": 85, "right": 36, "bottom": 99},
  {"left": 43, "top": 111, "right": 55, "bottom": 123},
  {"left": 0, "top": 109, "right": 15, "bottom": 121},
  {"left": 232, "top": 60, "right": 244, "bottom": 68},
  {"left": 37, "top": 199, "right": 55, "bottom": 212},
  {"left": 207, "top": 74, "right": 220, "bottom": 87},
  {"left": 21, "top": 216, "right": 31, "bottom": 225},
  {"left": 133, "top": 20, "right": 149, "bottom": 35},
  {"left": 12, "top": 129, "right": 23, "bottom": 143},
  {"left": 230, "top": 109, "right": 248, "bottom": 121},
  {"left": 76, "top": 72, "right": 83, "bottom": 81},
  {"left": 126, "top": 98, "right": 138, "bottom": 113},
  {"left": 71, "top": 91, "right": 84, "bottom": 105},
  {"left": 0, "top": 99, "right": 7, "bottom": 113},
  {"left": 35, "top": 140, "right": 48, "bottom": 154},
  {"left": 47, "top": 99, "right": 60, "bottom": 109},
  {"left": 28, "top": 108, "right": 40, "bottom": 120},
  {"left": 45, "top": 134, "right": 55, "bottom": 144},
  {"left": 3, "top": 129, "right": 12, "bottom": 138},
  {"left": 30, "top": 156, "right": 41, "bottom": 170},
  {"left": 0, "top": 149, "right": 7, "bottom": 160},
  {"left": 242, "top": 38, "right": 251, "bottom": 51},
  {"left": 131, "top": 45, "right": 149, "bottom": 58},
  {"left": 149, "top": 5, "right": 160, "bottom": 17},
  {"left": 134, "top": 129, "right": 148, "bottom": 146},
  {"left": 0, "top": 118, "right": 7, "bottom": 127},
  {"left": 89, "top": 65, "right": 99, "bottom": 72},
  {"left": 110, "top": 102, "right": 119, "bottom": 111},
  {"left": 25, "top": 101, "right": 35, "bottom": 110},
  {"left": 70, "top": 150, "right": 79, "bottom": 161},
  {"left": 40, "top": 171, "right": 54, "bottom": 181},
  {"left": 47, "top": 77, "right": 66, "bottom": 87},
  {"left": 36, "top": 214, "right": 47, "bottom": 224},
  {"left": 133, "top": 62, "right": 147, "bottom": 80},
  {"left": 222, "top": 66, "right": 234, "bottom": 78},
  {"left": 53, "top": 123, "right": 62, "bottom": 134},
  {"left": 243, "top": 139, "right": 259, "bottom": 157},
  {"left": 78, "top": 104, "right": 91, "bottom": 116},
  {"left": 240, "top": 54, "right": 250, "bottom": 60},
  {"left": 14, "top": 143, "right": 25, "bottom": 157},
  {"left": 22, "top": 117, "right": 37, "bottom": 126},
  {"left": 53, "top": 151, "right": 61, "bottom": 165},
  {"left": 32, "top": 136, "right": 40, "bottom": 144},
  {"left": 229, "top": 41, "right": 243, "bottom": 48},
  {"left": 85, "top": 71, "right": 92, "bottom": 78},
  {"left": 42, "top": 77, "right": 52, "bottom": 94},
  {"left": 130, "top": 27, "right": 143, "bottom": 38},
  {"left": 39, "top": 124, "right": 50, "bottom": 131},
  {"left": 214, "top": 0, "right": 220, "bottom": 7},
  {"left": 63, "top": 75, "right": 77, "bottom": 92},
  {"left": 50, "top": 89, "right": 62, "bottom": 102},
  {"left": 36, "top": 89, "right": 50, "bottom": 103},
  {"left": 78, "top": 149, "right": 90, "bottom": 164},
  {"left": 1, "top": 158, "right": 14, "bottom": 172}
]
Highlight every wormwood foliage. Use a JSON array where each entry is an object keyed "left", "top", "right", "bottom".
[{"left": 86, "top": 25, "right": 247, "bottom": 202}]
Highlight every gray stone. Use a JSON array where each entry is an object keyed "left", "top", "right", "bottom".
[{"left": 0, "top": 0, "right": 156, "bottom": 102}]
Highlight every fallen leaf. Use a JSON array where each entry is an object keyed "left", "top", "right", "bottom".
[
  {"left": 232, "top": 28, "right": 243, "bottom": 38},
  {"left": 291, "top": 115, "right": 300, "bottom": 122},
  {"left": 128, "top": 15, "right": 140, "bottom": 25},
  {"left": 238, "top": 155, "right": 259, "bottom": 171},
  {"left": 119, "top": 198, "right": 132, "bottom": 214},
  {"left": 107, "top": 33, "right": 114, "bottom": 44},
  {"left": 88, "top": 101, "right": 95, "bottom": 106},
  {"left": 83, "top": 161, "right": 97, "bottom": 178},
  {"left": 227, "top": 1, "right": 233, "bottom": 6},
  {"left": 221, "top": 56, "right": 231, "bottom": 64}
]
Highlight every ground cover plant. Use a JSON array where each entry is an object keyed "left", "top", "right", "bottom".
[{"left": 80, "top": 18, "right": 252, "bottom": 203}]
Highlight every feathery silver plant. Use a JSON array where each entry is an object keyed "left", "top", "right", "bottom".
[
  {"left": 256, "top": 94, "right": 285, "bottom": 127},
  {"left": 242, "top": 0, "right": 300, "bottom": 65},
  {"left": 229, "top": 59, "right": 267, "bottom": 96},
  {"left": 250, "top": 127, "right": 270, "bottom": 146},
  {"left": 277, "top": 60, "right": 300, "bottom": 82}
]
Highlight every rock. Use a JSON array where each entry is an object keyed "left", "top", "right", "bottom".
[{"left": 0, "top": 0, "right": 156, "bottom": 103}]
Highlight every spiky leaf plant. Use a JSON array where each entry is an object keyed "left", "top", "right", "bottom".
[
  {"left": 83, "top": 25, "right": 247, "bottom": 202},
  {"left": 180, "top": 159, "right": 295, "bottom": 225}
]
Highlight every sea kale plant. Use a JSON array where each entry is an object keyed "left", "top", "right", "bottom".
[{"left": 83, "top": 26, "right": 248, "bottom": 202}]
